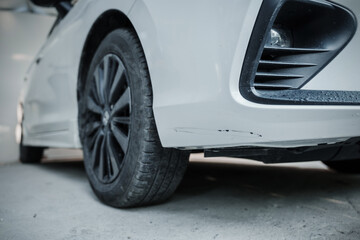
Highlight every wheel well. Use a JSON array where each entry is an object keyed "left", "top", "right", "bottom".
[{"left": 77, "top": 10, "right": 135, "bottom": 98}]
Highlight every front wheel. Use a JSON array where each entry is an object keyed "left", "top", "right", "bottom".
[{"left": 78, "top": 29, "right": 189, "bottom": 208}]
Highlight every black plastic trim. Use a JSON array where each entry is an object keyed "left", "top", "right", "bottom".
[
  {"left": 205, "top": 138, "right": 360, "bottom": 164},
  {"left": 239, "top": 0, "right": 359, "bottom": 105}
]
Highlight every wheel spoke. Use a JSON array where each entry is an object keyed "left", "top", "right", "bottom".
[
  {"left": 112, "top": 87, "right": 130, "bottom": 114},
  {"left": 88, "top": 130, "right": 99, "bottom": 150},
  {"left": 102, "top": 56, "right": 110, "bottom": 104},
  {"left": 111, "top": 124, "right": 129, "bottom": 153},
  {"left": 98, "top": 135, "right": 106, "bottom": 181},
  {"left": 90, "top": 131, "right": 103, "bottom": 168},
  {"left": 112, "top": 116, "right": 130, "bottom": 125},
  {"left": 109, "top": 61, "right": 126, "bottom": 104},
  {"left": 94, "top": 66, "right": 105, "bottom": 105},
  {"left": 87, "top": 95, "right": 102, "bottom": 115},
  {"left": 85, "top": 121, "right": 101, "bottom": 137},
  {"left": 107, "top": 133, "right": 120, "bottom": 177},
  {"left": 90, "top": 85, "right": 101, "bottom": 106}
]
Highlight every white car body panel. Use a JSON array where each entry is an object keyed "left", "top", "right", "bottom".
[
  {"left": 22, "top": 0, "right": 135, "bottom": 148},
  {"left": 21, "top": 0, "right": 360, "bottom": 149}
]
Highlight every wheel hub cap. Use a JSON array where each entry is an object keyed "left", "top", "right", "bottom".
[{"left": 102, "top": 111, "right": 110, "bottom": 126}]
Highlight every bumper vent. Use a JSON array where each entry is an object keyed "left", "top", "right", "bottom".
[{"left": 254, "top": 47, "right": 329, "bottom": 90}]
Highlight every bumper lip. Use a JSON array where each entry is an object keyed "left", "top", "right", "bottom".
[{"left": 239, "top": 0, "right": 360, "bottom": 105}]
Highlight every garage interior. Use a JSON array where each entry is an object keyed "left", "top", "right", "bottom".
[{"left": 1, "top": 1, "right": 360, "bottom": 239}]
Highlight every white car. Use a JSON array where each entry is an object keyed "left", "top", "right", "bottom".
[{"left": 19, "top": 0, "right": 360, "bottom": 207}]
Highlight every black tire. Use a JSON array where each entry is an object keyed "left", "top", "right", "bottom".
[
  {"left": 78, "top": 28, "right": 189, "bottom": 208},
  {"left": 19, "top": 141, "right": 44, "bottom": 164},
  {"left": 323, "top": 160, "right": 360, "bottom": 174}
]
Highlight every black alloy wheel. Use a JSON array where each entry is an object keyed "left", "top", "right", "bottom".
[
  {"left": 84, "top": 54, "right": 131, "bottom": 184},
  {"left": 78, "top": 29, "right": 189, "bottom": 208}
]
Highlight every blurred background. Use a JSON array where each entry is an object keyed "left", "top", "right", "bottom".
[{"left": 0, "top": 0, "right": 57, "bottom": 163}]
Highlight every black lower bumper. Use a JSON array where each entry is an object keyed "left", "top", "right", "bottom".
[{"left": 204, "top": 138, "right": 360, "bottom": 164}]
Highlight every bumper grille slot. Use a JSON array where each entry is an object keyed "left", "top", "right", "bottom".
[
  {"left": 255, "top": 72, "right": 304, "bottom": 81},
  {"left": 258, "top": 60, "right": 316, "bottom": 69},
  {"left": 254, "top": 47, "right": 329, "bottom": 90},
  {"left": 262, "top": 47, "right": 329, "bottom": 56}
]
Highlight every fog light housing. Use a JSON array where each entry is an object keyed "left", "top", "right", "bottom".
[{"left": 266, "top": 28, "right": 292, "bottom": 48}]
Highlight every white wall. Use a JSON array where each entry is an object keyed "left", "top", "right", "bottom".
[{"left": 0, "top": 11, "right": 55, "bottom": 163}]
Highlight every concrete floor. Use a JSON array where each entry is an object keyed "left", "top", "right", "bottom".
[{"left": 1, "top": 154, "right": 360, "bottom": 240}]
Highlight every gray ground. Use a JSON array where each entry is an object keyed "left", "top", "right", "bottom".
[{"left": 1, "top": 154, "right": 360, "bottom": 240}]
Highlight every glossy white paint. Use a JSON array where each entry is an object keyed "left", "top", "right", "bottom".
[
  {"left": 21, "top": 0, "right": 360, "bottom": 150},
  {"left": 22, "top": 0, "right": 135, "bottom": 148}
]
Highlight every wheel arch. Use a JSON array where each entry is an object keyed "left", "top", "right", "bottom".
[{"left": 77, "top": 9, "right": 140, "bottom": 98}]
